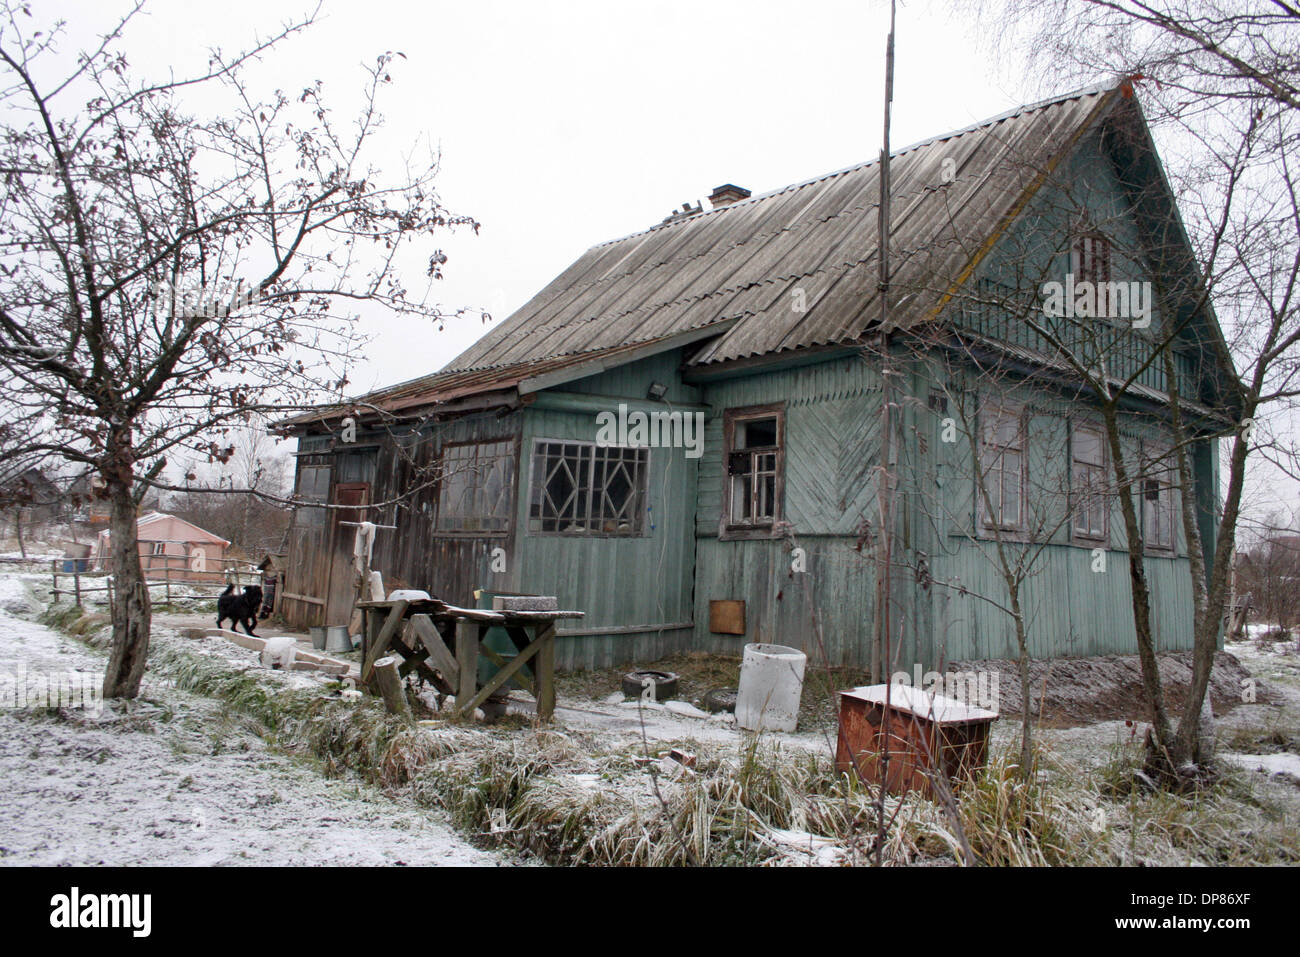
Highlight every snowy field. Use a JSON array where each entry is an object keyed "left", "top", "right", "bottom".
[{"left": 0, "top": 576, "right": 501, "bottom": 866}]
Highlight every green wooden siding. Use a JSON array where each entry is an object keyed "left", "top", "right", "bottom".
[{"left": 511, "top": 351, "right": 701, "bottom": 669}]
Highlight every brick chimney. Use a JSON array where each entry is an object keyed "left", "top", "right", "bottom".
[{"left": 708, "top": 184, "right": 752, "bottom": 209}]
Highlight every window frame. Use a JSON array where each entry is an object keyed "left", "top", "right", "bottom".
[
  {"left": 1070, "top": 421, "right": 1109, "bottom": 545},
  {"left": 1141, "top": 442, "right": 1177, "bottom": 554},
  {"left": 432, "top": 437, "right": 518, "bottom": 538},
  {"left": 292, "top": 453, "right": 334, "bottom": 529},
  {"left": 526, "top": 437, "right": 650, "bottom": 538},
  {"left": 1071, "top": 231, "right": 1114, "bottom": 317},
  {"left": 720, "top": 403, "right": 786, "bottom": 540},
  {"left": 977, "top": 402, "right": 1027, "bottom": 534}
]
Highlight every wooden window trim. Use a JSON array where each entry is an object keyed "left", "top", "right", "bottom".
[
  {"left": 719, "top": 403, "right": 785, "bottom": 541},
  {"left": 431, "top": 436, "right": 518, "bottom": 538},
  {"left": 1141, "top": 442, "right": 1177, "bottom": 555},
  {"left": 1070, "top": 420, "right": 1109, "bottom": 546},
  {"left": 977, "top": 403, "right": 1027, "bottom": 535}
]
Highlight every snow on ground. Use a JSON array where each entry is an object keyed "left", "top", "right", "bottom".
[{"left": 0, "top": 577, "right": 501, "bottom": 866}]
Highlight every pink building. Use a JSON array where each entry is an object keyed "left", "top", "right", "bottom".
[{"left": 94, "top": 512, "right": 230, "bottom": 582}]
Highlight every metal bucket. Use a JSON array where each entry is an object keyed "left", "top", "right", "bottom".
[
  {"left": 309, "top": 626, "right": 327, "bottom": 651},
  {"left": 324, "top": 625, "right": 352, "bottom": 654}
]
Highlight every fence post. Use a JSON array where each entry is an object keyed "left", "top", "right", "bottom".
[
  {"left": 73, "top": 566, "right": 81, "bottom": 608},
  {"left": 51, "top": 559, "right": 59, "bottom": 604}
]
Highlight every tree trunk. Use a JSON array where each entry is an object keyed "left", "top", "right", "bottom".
[
  {"left": 1011, "top": 595, "right": 1034, "bottom": 777},
  {"left": 1101, "top": 408, "right": 1177, "bottom": 776},
  {"left": 102, "top": 474, "right": 151, "bottom": 699}
]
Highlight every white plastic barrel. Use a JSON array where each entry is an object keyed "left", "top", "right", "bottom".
[{"left": 735, "top": 643, "right": 807, "bottom": 733}]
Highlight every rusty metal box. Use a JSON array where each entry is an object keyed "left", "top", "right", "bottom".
[{"left": 835, "top": 684, "right": 997, "bottom": 799}]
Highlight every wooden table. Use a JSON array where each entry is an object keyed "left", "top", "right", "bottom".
[{"left": 356, "top": 598, "right": 583, "bottom": 720}]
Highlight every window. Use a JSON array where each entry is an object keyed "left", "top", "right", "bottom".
[
  {"left": 1142, "top": 449, "right": 1175, "bottom": 551},
  {"left": 979, "top": 405, "right": 1024, "bottom": 531},
  {"left": 1071, "top": 424, "right": 1108, "bottom": 542},
  {"left": 529, "top": 440, "right": 648, "bottom": 535},
  {"left": 436, "top": 440, "right": 515, "bottom": 533},
  {"left": 724, "top": 407, "right": 784, "bottom": 529},
  {"left": 293, "top": 455, "right": 333, "bottom": 528},
  {"left": 1072, "top": 232, "right": 1112, "bottom": 314},
  {"left": 1072, "top": 233, "right": 1111, "bottom": 285}
]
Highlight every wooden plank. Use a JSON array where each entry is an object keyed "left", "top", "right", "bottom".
[
  {"left": 458, "top": 630, "right": 547, "bottom": 717},
  {"left": 409, "top": 614, "right": 460, "bottom": 685},
  {"left": 362, "top": 599, "right": 410, "bottom": 683},
  {"left": 504, "top": 626, "right": 537, "bottom": 673},
  {"left": 282, "top": 591, "right": 326, "bottom": 606},
  {"left": 534, "top": 623, "right": 557, "bottom": 720},
  {"left": 364, "top": 607, "right": 383, "bottom": 667},
  {"left": 479, "top": 644, "right": 533, "bottom": 697},
  {"left": 455, "top": 620, "right": 479, "bottom": 708}
]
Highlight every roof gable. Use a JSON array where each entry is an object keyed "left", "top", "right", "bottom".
[{"left": 450, "top": 85, "right": 1119, "bottom": 375}]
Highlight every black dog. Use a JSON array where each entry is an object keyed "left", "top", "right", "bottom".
[{"left": 217, "top": 584, "right": 264, "bottom": 636}]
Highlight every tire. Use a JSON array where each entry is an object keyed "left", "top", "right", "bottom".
[
  {"left": 703, "top": 687, "right": 738, "bottom": 714},
  {"left": 622, "top": 670, "right": 680, "bottom": 701}
]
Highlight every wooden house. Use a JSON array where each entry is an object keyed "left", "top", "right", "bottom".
[
  {"left": 95, "top": 512, "right": 230, "bottom": 582},
  {"left": 279, "top": 83, "right": 1239, "bottom": 673}
]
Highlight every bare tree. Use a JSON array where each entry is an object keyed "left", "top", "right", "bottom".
[
  {"left": 0, "top": 2, "right": 478, "bottom": 698},
  {"left": 963, "top": 0, "right": 1300, "bottom": 780}
]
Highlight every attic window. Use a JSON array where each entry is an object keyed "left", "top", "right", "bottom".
[
  {"left": 528, "top": 439, "right": 648, "bottom": 536},
  {"left": 1071, "top": 233, "right": 1112, "bottom": 313},
  {"left": 724, "top": 406, "right": 784, "bottom": 530}
]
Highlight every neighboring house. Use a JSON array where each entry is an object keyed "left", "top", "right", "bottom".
[
  {"left": 94, "top": 512, "right": 230, "bottom": 582},
  {"left": 67, "top": 473, "right": 112, "bottom": 527},
  {"left": 278, "top": 82, "right": 1239, "bottom": 672},
  {"left": 0, "top": 468, "right": 64, "bottom": 525}
]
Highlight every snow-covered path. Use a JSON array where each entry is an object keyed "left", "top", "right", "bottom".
[{"left": 0, "top": 579, "right": 500, "bottom": 866}]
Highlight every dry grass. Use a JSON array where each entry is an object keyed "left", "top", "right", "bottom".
[
  {"left": 553, "top": 651, "right": 871, "bottom": 731},
  {"left": 46, "top": 613, "right": 1299, "bottom": 867}
]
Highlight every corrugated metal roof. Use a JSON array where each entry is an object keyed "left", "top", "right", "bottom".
[{"left": 288, "top": 83, "right": 1125, "bottom": 427}]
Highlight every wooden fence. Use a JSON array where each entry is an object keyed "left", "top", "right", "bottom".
[{"left": 46, "top": 554, "right": 263, "bottom": 613}]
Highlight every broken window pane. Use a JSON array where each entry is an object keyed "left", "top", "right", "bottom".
[{"left": 726, "top": 411, "right": 782, "bottom": 527}]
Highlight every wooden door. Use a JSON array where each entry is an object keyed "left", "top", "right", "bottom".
[{"left": 324, "top": 483, "right": 370, "bottom": 626}]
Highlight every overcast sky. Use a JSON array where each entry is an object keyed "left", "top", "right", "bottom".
[
  {"left": 51, "top": 0, "right": 1042, "bottom": 389},
  {"left": 37, "top": 0, "right": 1298, "bottom": 524}
]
